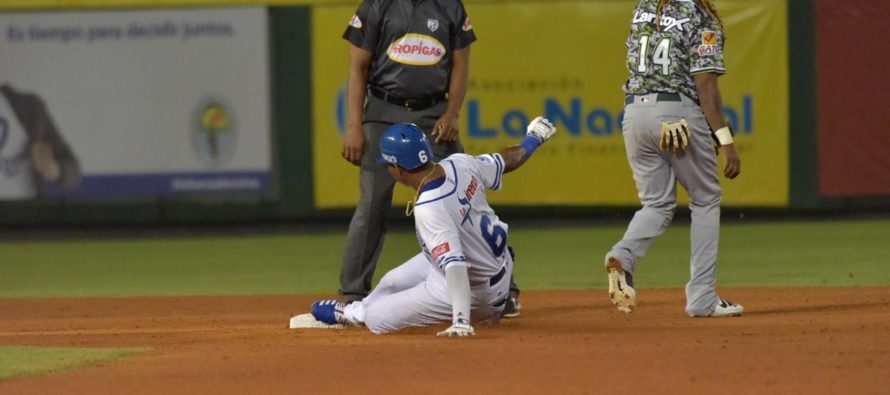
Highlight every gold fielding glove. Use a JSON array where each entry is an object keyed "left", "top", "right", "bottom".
[{"left": 660, "top": 119, "right": 690, "bottom": 154}]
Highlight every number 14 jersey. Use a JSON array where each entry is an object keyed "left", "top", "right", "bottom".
[{"left": 623, "top": 0, "right": 726, "bottom": 102}]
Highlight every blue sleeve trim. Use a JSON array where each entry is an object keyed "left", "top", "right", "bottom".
[
  {"left": 419, "top": 175, "right": 447, "bottom": 194},
  {"left": 415, "top": 161, "right": 458, "bottom": 207},
  {"left": 492, "top": 153, "right": 504, "bottom": 190},
  {"left": 438, "top": 256, "right": 467, "bottom": 269}
]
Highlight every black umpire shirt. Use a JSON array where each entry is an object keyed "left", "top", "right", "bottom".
[{"left": 343, "top": 0, "right": 476, "bottom": 99}]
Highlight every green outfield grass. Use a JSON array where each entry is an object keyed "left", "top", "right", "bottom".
[
  {"left": 0, "top": 346, "right": 146, "bottom": 380},
  {"left": 0, "top": 219, "right": 888, "bottom": 298}
]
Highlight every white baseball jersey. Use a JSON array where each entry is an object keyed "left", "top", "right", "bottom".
[
  {"left": 0, "top": 95, "right": 36, "bottom": 200},
  {"left": 412, "top": 153, "right": 509, "bottom": 283},
  {"left": 343, "top": 152, "right": 512, "bottom": 333}
]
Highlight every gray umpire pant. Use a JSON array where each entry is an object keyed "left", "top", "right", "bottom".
[
  {"left": 606, "top": 93, "right": 722, "bottom": 316},
  {"left": 339, "top": 95, "right": 461, "bottom": 302}
]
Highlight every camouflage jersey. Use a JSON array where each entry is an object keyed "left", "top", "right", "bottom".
[{"left": 623, "top": 0, "right": 726, "bottom": 102}]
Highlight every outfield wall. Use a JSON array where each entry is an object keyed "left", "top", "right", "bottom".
[
  {"left": 313, "top": 0, "right": 788, "bottom": 209},
  {"left": 0, "top": 0, "right": 886, "bottom": 225}
]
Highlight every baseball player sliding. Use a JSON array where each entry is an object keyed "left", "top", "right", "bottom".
[{"left": 291, "top": 116, "right": 556, "bottom": 336}]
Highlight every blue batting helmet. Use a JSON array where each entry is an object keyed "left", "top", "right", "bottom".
[{"left": 377, "top": 123, "right": 433, "bottom": 170}]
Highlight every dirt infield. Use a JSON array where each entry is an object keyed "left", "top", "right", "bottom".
[{"left": 1, "top": 288, "right": 889, "bottom": 395}]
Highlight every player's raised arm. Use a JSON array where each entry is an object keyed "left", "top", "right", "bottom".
[{"left": 498, "top": 116, "right": 556, "bottom": 174}]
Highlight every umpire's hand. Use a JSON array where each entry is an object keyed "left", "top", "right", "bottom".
[
  {"left": 342, "top": 125, "right": 365, "bottom": 166},
  {"left": 432, "top": 112, "right": 459, "bottom": 144}
]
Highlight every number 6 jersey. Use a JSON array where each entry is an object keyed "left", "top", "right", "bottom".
[{"left": 412, "top": 153, "right": 509, "bottom": 283}]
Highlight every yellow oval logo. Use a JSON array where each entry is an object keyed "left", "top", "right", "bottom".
[{"left": 386, "top": 34, "right": 446, "bottom": 66}]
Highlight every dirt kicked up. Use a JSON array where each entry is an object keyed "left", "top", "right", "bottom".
[{"left": 1, "top": 288, "right": 889, "bottom": 395}]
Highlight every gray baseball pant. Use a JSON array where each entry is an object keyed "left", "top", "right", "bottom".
[{"left": 606, "top": 93, "right": 722, "bottom": 316}]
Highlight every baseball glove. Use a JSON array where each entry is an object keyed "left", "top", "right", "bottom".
[{"left": 660, "top": 119, "right": 689, "bottom": 154}]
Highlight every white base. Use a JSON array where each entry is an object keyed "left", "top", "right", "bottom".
[{"left": 289, "top": 313, "right": 344, "bottom": 329}]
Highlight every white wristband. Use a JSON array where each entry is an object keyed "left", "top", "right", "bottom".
[{"left": 714, "top": 126, "right": 734, "bottom": 146}]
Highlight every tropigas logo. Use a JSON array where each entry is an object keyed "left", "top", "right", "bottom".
[
  {"left": 386, "top": 34, "right": 446, "bottom": 66},
  {"left": 192, "top": 99, "right": 236, "bottom": 166}
]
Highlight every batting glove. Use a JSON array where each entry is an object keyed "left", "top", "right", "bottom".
[
  {"left": 526, "top": 116, "right": 556, "bottom": 143},
  {"left": 436, "top": 322, "right": 475, "bottom": 337}
]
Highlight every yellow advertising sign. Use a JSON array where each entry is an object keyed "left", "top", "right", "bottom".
[
  {"left": 0, "top": 0, "right": 338, "bottom": 10},
  {"left": 312, "top": 0, "right": 788, "bottom": 208}
]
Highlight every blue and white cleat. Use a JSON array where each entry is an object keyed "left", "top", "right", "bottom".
[{"left": 310, "top": 299, "right": 350, "bottom": 325}]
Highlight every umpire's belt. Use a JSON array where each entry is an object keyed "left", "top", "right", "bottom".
[
  {"left": 624, "top": 92, "right": 682, "bottom": 105},
  {"left": 369, "top": 85, "right": 447, "bottom": 111}
]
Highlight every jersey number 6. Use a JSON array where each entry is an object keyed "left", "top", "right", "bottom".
[{"left": 480, "top": 215, "right": 507, "bottom": 257}]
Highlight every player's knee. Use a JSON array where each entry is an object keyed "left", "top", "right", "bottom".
[
  {"left": 375, "top": 274, "right": 397, "bottom": 294},
  {"left": 642, "top": 204, "right": 675, "bottom": 224},
  {"left": 643, "top": 200, "right": 676, "bottom": 215},
  {"left": 363, "top": 304, "right": 395, "bottom": 334},
  {"left": 691, "top": 192, "right": 722, "bottom": 209}
]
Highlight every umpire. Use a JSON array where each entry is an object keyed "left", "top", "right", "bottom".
[{"left": 339, "top": 0, "right": 522, "bottom": 315}]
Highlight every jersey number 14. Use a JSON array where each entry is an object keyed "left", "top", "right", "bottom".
[{"left": 636, "top": 36, "right": 672, "bottom": 75}]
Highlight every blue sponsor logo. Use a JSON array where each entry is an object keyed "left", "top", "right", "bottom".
[
  {"left": 333, "top": 90, "right": 754, "bottom": 138},
  {"left": 0, "top": 118, "right": 30, "bottom": 178},
  {"left": 380, "top": 152, "right": 397, "bottom": 164},
  {"left": 336, "top": 84, "right": 346, "bottom": 136},
  {"left": 467, "top": 95, "right": 754, "bottom": 138},
  {"left": 724, "top": 95, "right": 754, "bottom": 135}
]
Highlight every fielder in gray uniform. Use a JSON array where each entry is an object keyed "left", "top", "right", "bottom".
[
  {"left": 339, "top": 0, "right": 522, "bottom": 315},
  {"left": 605, "top": 0, "right": 743, "bottom": 317}
]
